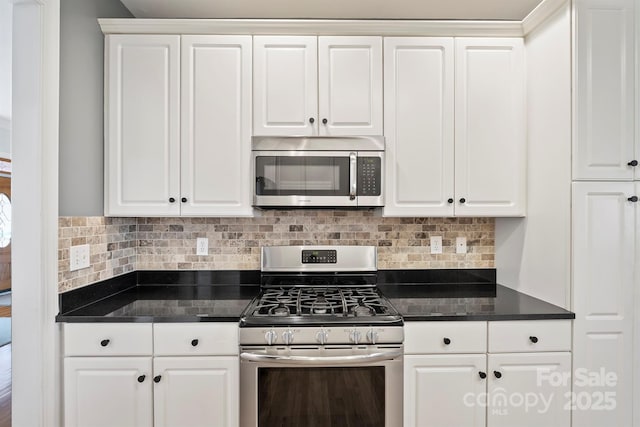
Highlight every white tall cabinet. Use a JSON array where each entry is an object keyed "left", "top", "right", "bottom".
[
  {"left": 105, "top": 34, "right": 253, "bottom": 216},
  {"left": 384, "top": 37, "right": 525, "bottom": 217},
  {"left": 253, "top": 36, "right": 383, "bottom": 136}
]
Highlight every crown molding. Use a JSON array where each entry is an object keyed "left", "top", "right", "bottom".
[
  {"left": 98, "top": 18, "right": 525, "bottom": 37},
  {"left": 522, "top": 0, "right": 568, "bottom": 35}
]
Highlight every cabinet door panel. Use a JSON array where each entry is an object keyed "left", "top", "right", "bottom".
[
  {"left": 181, "top": 35, "right": 252, "bottom": 216},
  {"left": 64, "top": 357, "right": 153, "bottom": 427},
  {"left": 318, "top": 36, "right": 383, "bottom": 136},
  {"left": 487, "top": 353, "right": 571, "bottom": 427},
  {"left": 404, "top": 354, "right": 486, "bottom": 427},
  {"left": 154, "top": 356, "right": 239, "bottom": 427},
  {"left": 253, "top": 36, "right": 317, "bottom": 136},
  {"left": 572, "top": 182, "right": 635, "bottom": 427},
  {"left": 105, "top": 35, "right": 181, "bottom": 216},
  {"left": 574, "top": 0, "right": 635, "bottom": 180},
  {"left": 383, "top": 37, "right": 454, "bottom": 217},
  {"left": 455, "top": 38, "right": 525, "bottom": 216}
]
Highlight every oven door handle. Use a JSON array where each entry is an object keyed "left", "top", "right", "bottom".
[{"left": 240, "top": 350, "right": 402, "bottom": 365}]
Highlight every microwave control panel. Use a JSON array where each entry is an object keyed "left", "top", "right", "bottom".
[{"left": 358, "top": 157, "right": 381, "bottom": 196}]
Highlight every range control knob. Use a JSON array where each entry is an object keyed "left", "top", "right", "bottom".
[
  {"left": 366, "top": 329, "right": 379, "bottom": 344},
  {"left": 264, "top": 330, "right": 278, "bottom": 346},
  {"left": 349, "top": 329, "right": 362, "bottom": 345},
  {"left": 282, "top": 329, "right": 295, "bottom": 345},
  {"left": 316, "top": 329, "right": 329, "bottom": 345}
]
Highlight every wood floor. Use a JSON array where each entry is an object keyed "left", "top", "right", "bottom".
[
  {"left": 0, "top": 343, "right": 10, "bottom": 427},
  {"left": 0, "top": 307, "right": 10, "bottom": 317}
]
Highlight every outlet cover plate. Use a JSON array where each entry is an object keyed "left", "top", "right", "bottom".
[
  {"left": 430, "top": 236, "right": 443, "bottom": 254},
  {"left": 456, "top": 236, "right": 467, "bottom": 254},
  {"left": 196, "top": 238, "right": 208, "bottom": 256},
  {"left": 70, "top": 244, "right": 90, "bottom": 271}
]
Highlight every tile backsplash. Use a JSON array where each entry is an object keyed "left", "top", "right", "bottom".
[{"left": 58, "top": 211, "right": 495, "bottom": 292}]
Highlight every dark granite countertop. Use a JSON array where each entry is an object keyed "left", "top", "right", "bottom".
[{"left": 56, "top": 269, "right": 574, "bottom": 323}]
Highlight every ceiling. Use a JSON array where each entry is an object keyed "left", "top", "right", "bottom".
[{"left": 119, "top": 0, "right": 546, "bottom": 21}]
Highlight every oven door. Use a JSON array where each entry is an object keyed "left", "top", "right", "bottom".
[
  {"left": 252, "top": 151, "right": 358, "bottom": 207},
  {"left": 239, "top": 345, "right": 403, "bottom": 427}
]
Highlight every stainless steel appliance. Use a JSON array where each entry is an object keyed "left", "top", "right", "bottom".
[
  {"left": 251, "top": 136, "right": 384, "bottom": 208},
  {"left": 239, "top": 246, "right": 403, "bottom": 427}
]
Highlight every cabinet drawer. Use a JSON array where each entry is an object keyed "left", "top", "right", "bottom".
[
  {"left": 154, "top": 323, "right": 238, "bottom": 356},
  {"left": 404, "top": 322, "right": 487, "bottom": 354},
  {"left": 488, "top": 320, "right": 572, "bottom": 353},
  {"left": 64, "top": 323, "right": 152, "bottom": 356}
]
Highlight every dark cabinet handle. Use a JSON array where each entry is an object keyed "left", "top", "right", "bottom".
[
  {"left": 100, "top": 339, "right": 110, "bottom": 347},
  {"left": 443, "top": 337, "right": 451, "bottom": 345},
  {"left": 322, "top": 118, "right": 328, "bottom": 125},
  {"left": 169, "top": 197, "right": 176, "bottom": 203},
  {"left": 479, "top": 371, "right": 487, "bottom": 379},
  {"left": 459, "top": 198, "right": 466, "bottom": 204},
  {"left": 628, "top": 160, "right": 638, "bottom": 167},
  {"left": 529, "top": 336, "right": 539, "bottom": 343},
  {"left": 191, "top": 339, "right": 199, "bottom": 347},
  {"left": 628, "top": 196, "right": 638, "bottom": 203},
  {"left": 137, "top": 375, "right": 146, "bottom": 383},
  {"left": 153, "top": 375, "right": 162, "bottom": 383},
  {"left": 309, "top": 117, "right": 315, "bottom": 124},
  {"left": 447, "top": 198, "right": 454, "bottom": 204},
  {"left": 181, "top": 197, "right": 187, "bottom": 203},
  {"left": 494, "top": 371, "right": 502, "bottom": 379}
]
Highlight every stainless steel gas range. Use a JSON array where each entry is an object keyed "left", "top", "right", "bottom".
[{"left": 239, "top": 246, "right": 403, "bottom": 427}]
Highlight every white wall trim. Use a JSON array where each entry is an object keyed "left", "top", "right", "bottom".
[
  {"left": 522, "top": 0, "right": 569, "bottom": 35},
  {"left": 0, "top": 116, "right": 9, "bottom": 130},
  {"left": 98, "top": 18, "right": 526, "bottom": 37},
  {"left": 12, "top": 0, "right": 60, "bottom": 426}
]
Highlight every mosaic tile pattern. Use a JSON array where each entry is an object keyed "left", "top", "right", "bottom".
[
  {"left": 58, "top": 217, "right": 137, "bottom": 292},
  {"left": 59, "top": 212, "right": 495, "bottom": 292}
]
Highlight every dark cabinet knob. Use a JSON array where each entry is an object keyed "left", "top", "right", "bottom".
[
  {"left": 447, "top": 198, "right": 454, "bottom": 204},
  {"left": 191, "top": 339, "right": 199, "bottom": 347},
  {"left": 494, "top": 371, "right": 502, "bottom": 379},
  {"left": 153, "top": 375, "right": 162, "bottom": 383},
  {"left": 443, "top": 337, "right": 451, "bottom": 345},
  {"left": 459, "top": 198, "right": 466, "bottom": 204},
  {"left": 169, "top": 197, "right": 176, "bottom": 203},
  {"left": 181, "top": 197, "right": 187, "bottom": 203},
  {"left": 322, "top": 118, "right": 328, "bottom": 125},
  {"left": 479, "top": 371, "right": 487, "bottom": 379},
  {"left": 309, "top": 117, "right": 315, "bottom": 124},
  {"left": 628, "top": 196, "right": 638, "bottom": 203},
  {"left": 137, "top": 375, "right": 146, "bottom": 383},
  {"left": 529, "top": 336, "right": 539, "bottom": 343},
  {"left": 100, "top": 339, "right": 110, "bottom": 347},
  {"left": 628, "top": 160, "right": 638, "bottom": 167}
]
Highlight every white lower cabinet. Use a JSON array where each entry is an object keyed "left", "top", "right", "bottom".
[
  {"left": 63, "top": 323, "right": 239, "bottom": 427},
  {"left": 404, "top": 321, "right": 572, "bottom": 427},
  {"left": 64, "top": 357, "right": 153, "bottom": 427},
  {"left": 153, "top": 356, "right": 239, "bottom": 427},
  {"left": 404, "top": 354, "right": 487, "bottom": 427}
]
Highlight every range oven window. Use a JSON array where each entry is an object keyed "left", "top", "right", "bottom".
[
  {"left": 255, "top": 156, "right": 350, "bottom": 196},
  {"left": 258, "top": 367, "right": 385, "bottom": 427}
]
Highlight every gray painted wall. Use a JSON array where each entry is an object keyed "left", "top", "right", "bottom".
[{"left": 59, "top": 0, "right": 132, "bottom": 216}]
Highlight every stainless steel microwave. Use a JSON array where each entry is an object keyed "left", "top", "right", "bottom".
[{"left": 251, "top": 136, "right": 384, "bottom": 208}]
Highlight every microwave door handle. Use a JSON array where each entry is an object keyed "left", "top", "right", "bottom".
[
  {"left": 349, "top": 152, "right": 357, "bottom": 200},
  {"left": 240, "top": 350, "right": 402, "bottom": 366}
]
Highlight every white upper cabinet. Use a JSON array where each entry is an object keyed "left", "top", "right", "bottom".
[
  {"left": 253, "top": 36, "right": 318, "bottom": 136},
  {"left": 574, "top": 0, "right": 636, "bottom": 180},
  {"left": 105, "top": 34, "right": 253, "bottom": 217},
  {"left": 318, "top": 36, "right": 383, "bottom": 135},
  {"left": 181, "top": 35, "right": 252, "bottom": 216},
  {"left": 384, "top": 37, "right": 525, "bottom": 217},
  {"left": 253, "top": 36, "right": 382, "bottom": 136},
  {"left": 455, "top": 38, "right": 526, "bottom": 217},
  {"left": 105, "top": 35, "right": 181, "bottom": 216},
  {"left": 383, "top": 38, "right": 455, "bottom": 217}
]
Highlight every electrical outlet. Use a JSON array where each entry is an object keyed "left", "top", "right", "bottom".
[
  {"left": 70, "top": 244, "right": 90, "bottom": 271},
  {"left": 196, "top": 238, "right": 208, "bottom": 256},
  {"left": 456, "top": 236, "right": 467, "bottom": 254},
  {"left": 430, "top": 236, "right": 443, "bottom": 254}
]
